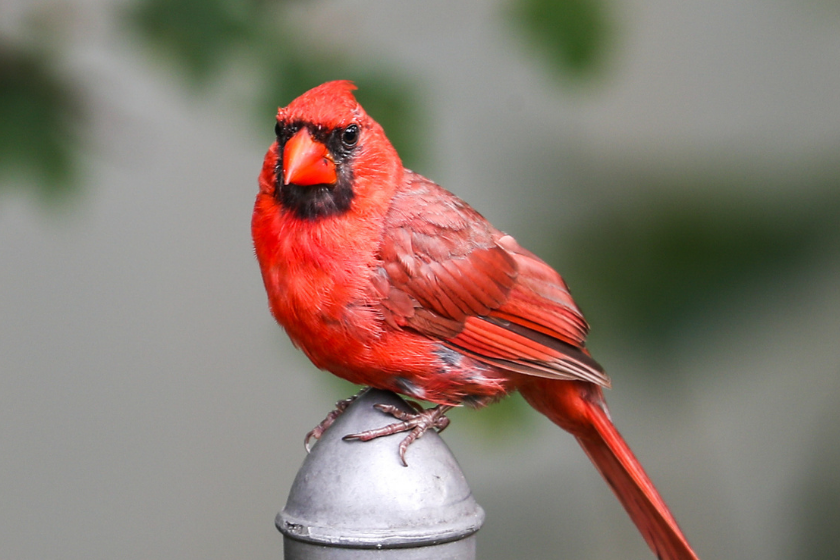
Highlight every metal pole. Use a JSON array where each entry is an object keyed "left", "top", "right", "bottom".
[{"left": 277, "top": 389, "right": 484, "bottom": 559}]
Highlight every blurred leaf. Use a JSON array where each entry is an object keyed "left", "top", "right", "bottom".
[
  {"left": 0, "top": 42, "right": 82, "bottom": 197},
  {"left": 353, "top": 75, "right": 424, "bottom": 172},
  {"left": 128, "top": 0, "right": 426, "bottom": 170},
  {"left": 127, "top": 0, "right": 260, "bottom": 83},
  {"left": 448, "top": 392, "right": 535, "bottom": 441},
  {"left": 560, "top": 185, "right": 840, "bottom": 352},
  {"left": 509, "top": 0, "right": 611, "bottom": 78},
  {"left": 259, "top": 55, "right": 336, "bottom": 112}
]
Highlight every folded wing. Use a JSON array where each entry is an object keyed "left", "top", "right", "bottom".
[{"left": 375, "top": 172, "right": 610, "bottom": 388}]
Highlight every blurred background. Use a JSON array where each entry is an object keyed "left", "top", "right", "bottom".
[{"left": 2, "top": 0, "right": 839, "bottom": 558}]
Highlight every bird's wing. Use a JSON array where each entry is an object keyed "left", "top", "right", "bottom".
[{"left": 374, "top": 172, "right": 609, "bottom": 387}]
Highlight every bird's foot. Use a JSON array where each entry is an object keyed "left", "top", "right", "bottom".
[
  {"left": 343, "top": 403, "right": 453, "bottom": 466},
  {"left": 304, "top": 391, "right": 365, "bottom": 452}
]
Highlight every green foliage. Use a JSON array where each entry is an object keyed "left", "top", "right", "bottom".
[
  {"left": 0, "top": 42, "right": 82, "bottom": 197},
  {"left": 561, "top": 184, "right": 840, "bottom": 351},
  {"left": 448, "top": 392, "right": 535, "bottom": 441},
  {"left": 510, "top": 0, "right": 611, "bottom": 79},
  {"left": 128, "top": 0, "right": 259, "bottom": 83},
  {"left": 352, "top": 76, "right": 424, "bottom": 171},
  {"left": 1, "top": 0, "right": 612, "bottom": 202},
  {"left": 128, "top": 0, "right": 425, "bottom": 170}
]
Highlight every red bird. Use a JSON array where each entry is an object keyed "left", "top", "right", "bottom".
[{"left": 252, "top": 81, "right": 699, "bottom": 560}]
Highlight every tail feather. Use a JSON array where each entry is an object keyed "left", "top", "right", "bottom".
[
  {"left": 519, "top": 378, "right": 699, "bottom": 560},
  {"left": 578, "top": 406, "right": 697, "bottom": 560}
]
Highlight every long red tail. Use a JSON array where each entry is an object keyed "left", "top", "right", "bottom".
[{"left": 519, "top": 378, "right": 699, "bottom": 560}]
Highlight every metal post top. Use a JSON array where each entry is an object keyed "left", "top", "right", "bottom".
[{"left": 277, "top": 389, "right": 485, "bottom": 549}]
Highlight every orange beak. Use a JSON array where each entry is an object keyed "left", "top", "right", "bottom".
[{"left": 282, "top": 127, "right": 337, "bottom": 186}]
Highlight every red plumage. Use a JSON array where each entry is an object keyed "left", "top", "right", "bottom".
[{"left": 252, "top": 80, "right": 699, "bottom": 560}]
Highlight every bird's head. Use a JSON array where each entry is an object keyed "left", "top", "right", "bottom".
[{"left": 265, "top": 80, "right": 401, "bottom": 220}]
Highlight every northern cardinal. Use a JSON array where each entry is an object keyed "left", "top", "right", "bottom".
[{"left": 253, "top": 80, "right": 699, "bottom": 560}]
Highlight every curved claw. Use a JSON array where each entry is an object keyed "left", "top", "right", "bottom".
[
  {"left": 303, "top": 394, "right": 360, "bottom": 453},
  {"left": 343, "top": 404, "right": 453, "bottom": 466},
  {"left": 304, "top": 429, "right": 318, "bottom": 454}
]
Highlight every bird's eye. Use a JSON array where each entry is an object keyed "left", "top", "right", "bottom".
[
  {"left": 274, "top": 121, "right": 282, "bottom": 138},
  {"left": 341, "top": 124, "right": 359, "bottom": 148}
]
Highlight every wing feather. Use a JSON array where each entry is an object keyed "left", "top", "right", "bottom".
[{"left": 376, "top": 172, "right": 610, "bottom": 388}]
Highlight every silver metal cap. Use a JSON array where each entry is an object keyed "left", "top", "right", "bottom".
[{"left": 277, "top": 389, "right": 485, "bottom": 549}]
